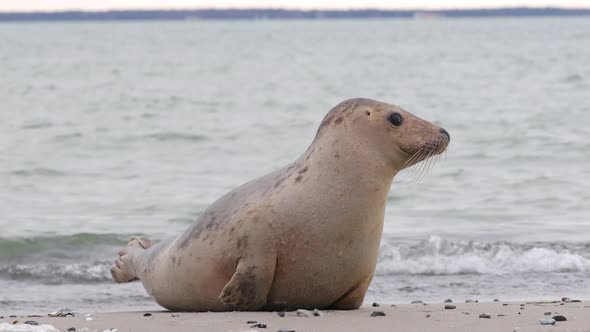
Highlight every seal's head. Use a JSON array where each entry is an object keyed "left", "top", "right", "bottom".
[{"left": 316, "top": 98, "right": 449, "bottom": 172}]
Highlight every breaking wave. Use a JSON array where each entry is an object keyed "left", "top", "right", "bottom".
[
  {"left": 0, "top": 262, "right": 112, "bottom": 284},
  {"left": 377, "top": 235, "right": 590, "bottom": 276}
]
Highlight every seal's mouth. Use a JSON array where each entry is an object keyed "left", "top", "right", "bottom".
[{"left": 401, "top": 136, "right": 449, "bottom": 166}]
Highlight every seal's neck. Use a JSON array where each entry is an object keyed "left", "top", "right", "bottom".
[{"left": 298, "top": 132, "right": 397, "bottom": 210}]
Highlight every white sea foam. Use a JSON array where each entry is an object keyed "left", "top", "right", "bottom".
[
  {"left": 377, "top": 235, "right": 590, "bottom": 275},
  {"left": 0, "top": 262, "right": 111, "bottom": 283}
]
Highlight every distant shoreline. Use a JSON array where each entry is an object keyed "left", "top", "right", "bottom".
[{"left": 1, "top": 7, "right": 590, "bottom": 22}]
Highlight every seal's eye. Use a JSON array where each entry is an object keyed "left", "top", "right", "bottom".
[{"left": 388, "top": 113, "right": 404, "bottom": 127}]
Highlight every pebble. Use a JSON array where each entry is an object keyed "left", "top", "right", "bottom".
[
  {"left": 313, "top": 309, "right": 323, "bottom": 317},
  {"left": 544, "top": 312, "right": 551, "bottom": 315},
  {"left": 444, "top": 305, "right": 456, "bottom": 310},
  {"left": 251, "top": 323, "right": 267, "bottom": 328},
  {"left": 552, "top": 315, "right": 567, "bottom": 321},
  {"left": 372, "top": 302, "right": 380, "bottom": 307},
  {"left": 426, "top": 314, "right": 431, "bottom": 318},
  {"left": 277, "top": 329, "right": 295, "bottom": 332},
  {"left": 103, "top": 329, "right": 119, "bottom": 332},
  {"left": 171, "top": 314, "right": 179, "bottom": 317},
  {"left": 370, "top": 311, "right": 386, "bottom": 317},
  {"left": 67, "top": 328, "right": 76, "bottom": 332},
  {"left": 295, "top": 309, "right": 316, "bottom": 318},
  {"left": 493, "top": 299, "right": 500, "bottom": 302},
  {"left": 49, "top": 309, "right": 75, "bottom": 317},
  {"left": 479, "top": 313, "right": 491, "bottom": 319},
  {"left": 561, "top": 297, "right": 570, "bottom": 302},
  {"left": 277, "top": 311, "right": 285, "bottom": 318},
  {"left": 411, "top": 300, "right": 423, "bottom": 304},
  {"left": 465, "top": 300, "right": 474, "bottom": 303},
  {"left": 143, "top": 313, "right": 152, "bottom": 317},
  {"left": 502, "top": 304, "right": 509, "bottom": 306},
  {"left": 247, "top": 321, "right": 257, "bottom": 324},
  {"left": 539, "top": 318, "right": 556, "bottom": 325},
  {"left": 444, "top": 299, "right": 453, "bottom": 303},
  {"left": 24, "top": 321, "right": 39, "bottom": 325}
]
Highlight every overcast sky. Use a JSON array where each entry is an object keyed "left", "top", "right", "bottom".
[{"left": 0, "top": 0, "right": 589, "bottom": 12}]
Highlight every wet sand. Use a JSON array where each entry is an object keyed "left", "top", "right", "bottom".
[{"left": 2, "top": 300, "right": 589, "bottom": 332}]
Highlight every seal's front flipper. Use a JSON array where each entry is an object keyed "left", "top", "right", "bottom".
[{"left": 219, "top": 255, "right": 276, "bottom": 311}]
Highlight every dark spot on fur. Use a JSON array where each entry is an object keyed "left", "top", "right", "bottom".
[
  {"left": 335, "top": 152, "right": 340, "bottom": 158},
  {"left": 319, "top": 114, "right": 334, "bottom": 130},
  {"left": 229, "top": 226, "right": 235, "bottom": 234},
  {"left": 178, "top": 212, "right": 221, "bottom": 249},
  {"left": 298, "top": 166, "right": 309, "bottom": 174},
  {"left": 366, "top": 111, "right": 371, "bottom": 116},
  {"left": 295, "top": 175, "right": 303, "bottom": 182},
  {"left": 237, "top": 236, "right": 248, "bottom": 249},
  {"left": 334, "top": 117, "right": 343, "bottom": 124}
]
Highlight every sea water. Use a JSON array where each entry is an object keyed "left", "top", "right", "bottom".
[{"left": 0, "top": 18, "right": 589, "bottom": 313}]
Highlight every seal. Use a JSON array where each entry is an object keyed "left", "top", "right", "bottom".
[{"left": 110, "top": 98, "right": 450, "bottom": 311}]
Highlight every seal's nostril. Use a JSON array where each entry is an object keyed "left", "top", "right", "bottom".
[{"left": 439, "top": 128, "right": 450, "bottom": 141}]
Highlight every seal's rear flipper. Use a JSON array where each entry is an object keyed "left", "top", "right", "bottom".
[{"left": 110, "top": 236, "right": 154, "bottom": 283}]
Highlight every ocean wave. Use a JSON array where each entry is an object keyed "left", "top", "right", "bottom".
[
  {"left": 377, "top": 236, "right": 590, "bottom": 276},
  {"left": 9, "top": 168, "right": 66, "bottom": 177},
  {"left": 0, "top": 233, "right": 127, "bottom": 260},
  {"left": 0, "top": 262, "right": 112, "bottom": 284},
  {"left": 130, "top": 132, "right": 208, "bottom": 142}
]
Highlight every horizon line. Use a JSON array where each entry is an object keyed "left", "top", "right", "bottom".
[{"left": 1, "top": 6, "right": 590, "bottom": 14}]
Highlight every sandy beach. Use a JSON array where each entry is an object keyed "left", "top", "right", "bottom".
[{"left": 2, "top": 300, "right": 588, "bottom": 332}]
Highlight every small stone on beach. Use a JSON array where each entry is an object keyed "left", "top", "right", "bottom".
[
  {"left": 370, "top": 311, "right": 386, "bottom": 317},
  {"left": 444, "top": 299, "right": 452, "bottom": 303},
  {"left": 102, "top": 329, "right": 118, "bottom": 332},
  {"left": 24, "top": 321, "right": 38, "bottom": 325},
  {"left": 143, "top": 313, "right": 152, "bottom": 317},
  {"left": 465, "top": 300, "right": 474, "bottom": 303},
  {"left": 251, "top": 323, "right": 267, "bottom": 328},
  {"left": 540, "top": 318, "right": 556, "bottom": 325},
  {"left": 67, "top": 328, "right": 76, "bottom": 332},
  {"left": 411, "top": 300, "right": 423, "bottom": 304},
  {"left": 502, "top": 304, "right": 508, "bottom": 306},
  {"left": 247, "top": 321, "right": 257, "bottom": 324},
  {"left": 426, "top": 314, "right": 431, "bottom": 318},
  {"left": 552, "top": 315, "right": 567, "bottom": 321},
  {"left": 372, "top": 302, "right": 380, "bottom": 307},
  {"left": 479, "top": 313, "right": 491, "bottom": 319},
  {"left": 296, "top": 309, "right": 316, "bottom": 318},
  {"left": 49, "top": 309, "right": 75, "bottom": 317},
  {"left": 277, "top": 311, "right": 285, "bottom": 317},
  {"left": 544, "top": 312, "right": 551, "bottom": 315},
  {"left": 444, "top": 305, "right": 456, "bottom": 310},
  {"left": 493, "top": 299, "right": 500, "bottom": 302},
  {"left": 277, "top": 329, "right": 295, "bottom": 332}
]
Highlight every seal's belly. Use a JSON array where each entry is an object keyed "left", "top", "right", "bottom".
[{"left": 266, "top": 241, "right": 379, "bottom": 309}]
